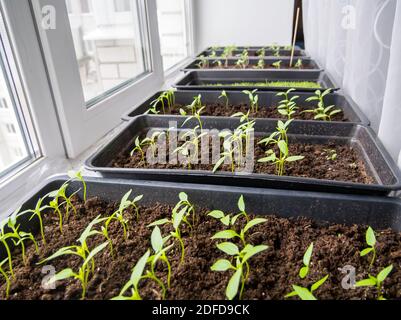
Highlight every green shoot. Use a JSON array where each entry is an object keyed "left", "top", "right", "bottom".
[
  {"left": 131, "top": 131, "right": 164, "bottom": 160},
  {"left": 255, "top": 58, "right": 265, "bottom": 69},
  {"left": 205, "top": 81, "right": 322, "bottom": 89},
  {"left": 272, "top": 60, "right": 282, "bottom": 69},
  {"left": 360, "top": 226, "right": 376, "bottom": 267},
  {"left": 259, "top": 119, "right": 292, "bottom": 147},
  {"left": 219, "top": 90, "right": 229, "bottom": 107},
  {"left": 173, "top": 126, "right": 207, "bottom": 169},
  {"left": 130, "top": 136, "right": 146, "bottom": 161},
  {"left": 0, "top": 258, "right": 10, "bottom": 299},
  {"left": 26, "top": 197, "right": 49, "bottom": 244},
  {"left": 303, "top": 89, "right": 342, "bottom": 121},
  {"left": 299, "top": 242, "right": 314, "bottom": 279},
  {"left": 355, "top": 265, "right": 393, "bottom": 300},
  {"left": 256, "top": 47, "right": 265, "bottom": 58},
  {"left": 196, "top": 55, "right": 209, "bottom": 69},
  {"left": 213, "top": 59, "right": 223, "bottom": 68},
  {"left": 149, "top": 90, "right": 175, "bottom": 114},
  {"left": 276, "top": 89, "right": 299, "bottom": 120},
  {"left": 68, "top": 170, "right": 87, "bottom": 202},
  {"left": 270, "top": 44, "right": 280, "bottom": 57},
  {"left": 242, "top": 89, "right": 259, "bottom": 113},
  {"left": 235, "top": 50, "right": 249, "bottom": 69},
  {"left": 324, "top": 149, "right": 338, "bottom": 161},
  {"left": 294, "top": 58, "right": 303, "bottom": 69}
]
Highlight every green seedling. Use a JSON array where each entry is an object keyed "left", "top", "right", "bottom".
[
  {"left": 259, "top": 119, "right": 292, "bottom": 148},
  {"left": 294, "top": 58, "right": 303, "bottom": 69},
  {"left": 235, "top": 50, "right": 249, "bottom": 69},
  {"left": 272, "top": 60, "right": 282, "bottom": 69},
  {"left": 173, "top": 127, "right": 207, "bottom": 169},
  {"left": 205, "top": 81, "right": 322, "bottom": 89},
  {"left": 130, "top": 136, "right": 146, "bottom": 161},
  {"left": 355, "top": 264, "right": 393, "bottom": 300},
  {"left": 276, "top": 89, "right": 299, "bottom": 120},
  {"left": 26, "top": 197, "right": 49, "bottom": 244},
  {"left": 196, "top": 55, "right": 209, "bottom": 69},
  {"left": 222, "top": 45, "right": 237, "bottom": 58},
  {"left": 256, "top": 47, "right": 265, "bottom": 58},
  {"left": 258, "top": 140, "right": 304, "bottom": 176},
  {"left": 213, "top": 60, "right": 223, "bottom": 68},
  {"left": 149, "top": 90, "right": 175, "bottom": 114},
  {"left": 255, "top": 58, "right": 265, "bottom": 69},
  {"left": 180, "top": 95, "right": 204, "bottom": 129},
  {"left": 360, "top": 226, "right": 376, "bottom": 267},
  {"left": 0, "top": 258, "right": 10, "bottom": 299},
  {"left": 68, "top": 170, "right": 87, "bottom": 202},
  {"left": 134, "top": 131, "right": 165, "bottom": 160},
  {"left": 242, "top": 89, "right": 259, "bottom": 113},
  {"left": 270, "top": 44, "right": 280, "bottom": 57},
  {"left": 219, "top": 90, "right": 229, "bottom": 107},
  {"left": 324, "top": 149, "right": 337, "bottom": 161},
  {"left": 285, "top": 243, "right": 329, "bottom": 300},
  {"left": 39, "top": 215, "right": 108, "bottom": 299},
  {"left": 303, "top": 89, "right": 342, "bottom": 121}
]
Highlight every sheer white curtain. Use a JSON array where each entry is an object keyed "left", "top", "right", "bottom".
[{"left": 303, "top": 0, "right": 401, "bottom": 169}]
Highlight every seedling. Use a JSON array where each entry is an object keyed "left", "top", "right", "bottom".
[
  {"left": 276, "top": 89, "right": 299, "bottom": 120},
  {"left": 256, "top": 47, "right": 265, "bottom": 58},
  {"left": 242, "top": 89, "right": 259, "bottom": 113},
  {"left": 219, "top": 90, "right": 229, "bottom": 107},
  {"left": 255, "top": 58, "right": 265, "bottom": 69},
  {"left": 258, "top": 140, "right": 304, "bottom": 176},
  {"left": 303, "top": 89, "right": 342, "bottom": 121},
  {"left": 213, "top": 60, "right": 223, "bottom": 68},
  {"left": 206, "top": 81, "right": 322, "bottom": 89},
  {"left": 130, "top": 136, "right": 146, "bottom": 161},
  {"left": 0, "top": 258, "right": 10, "bottom": 299},
  {"left": 132, "top": 131, "right": 164, "bottom": 160},
  {"left": 272, "top": 60, "right": 282, "bottom": 69},
  {"left": 235, "top": 50, "right": 249, "bottom": 69},
  {"left": 26, "top": 197, "right": 49, "bottom": 244},
  {"left": 360, "top": 226, "right": 376, "bottom": 267},
  {"left": 324, "top": 149, "right": 337, "bottom": 161},
  {"left": 294, "top": 58, "right": 303, "bottom": 69},
  {"left": 223, "top": 45, "right": 237, "bottom": 58},
  {"left": 196, "top": 55, "right": 209, "bottom": 69},
  {"left": 355, "top": 265, "right": 393, "bottom": 300},
  {"left": 149, "top": 90, "right": 175, "bottom": 114},
  {"left": 285, "top": 243, "right": 329, "bottom": 300},
  {"left": 68, "top": 170, "right": 87, "bottom": 202},
  {"left": 173, "top": 126, "right": 207, "bottom": 169},
  {"left": 270, "top": 44, "right": 280, "bottom": 57},
  {"left": 258, "top": 119, "right": 292, "bottom": 149},
  {"left": 148, "top": 193, "right": 191, "bottom": 263},
  {"left": 39, "top": 215, "right": 109, "bottom": 299}
]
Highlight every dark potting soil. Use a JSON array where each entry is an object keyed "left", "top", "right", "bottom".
[
  {"left": 111, "top": 138, "right": 374, "bottom": 185},
  {"left": 1, "top": 195, "right": 401, "bottom": 300},
  {"left": 203, "top": 64, "right": 314, "bottom": 70},
  {"left": 158, "top": 103, "right": 346, "bottom": 122}
]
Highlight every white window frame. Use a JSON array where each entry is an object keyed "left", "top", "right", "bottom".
[{"left": 31, "top": 0, "right": 164, "bottom": 158}]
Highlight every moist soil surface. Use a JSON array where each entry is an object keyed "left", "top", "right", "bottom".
[
  {"left": 158, "top": 103, "right": 346, "bottom": 122},
  {"left": 111, "top": 137, "right": 374, "bottom": 185},
  {"left": 1, "top": 195, "right": 401, "bottom": 300}
]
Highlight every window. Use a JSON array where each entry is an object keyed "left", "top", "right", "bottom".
[
  {"left": 80, "top": 0, "right": 92, "bottom": 13},
  {"left": 0, "top": 11, "right": 39, "bottom": 179},
  {"left": 157, "top": 0, "right": 191, "bottom": 70},
  {"left": 66, "top": 0, "right": 151, "bottom": 104},
  {"left": 114, "top": 0, "right": 131, "bottom": 12}
]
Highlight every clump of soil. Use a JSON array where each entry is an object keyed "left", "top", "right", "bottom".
[
  {"left": 1, "top": 195, "right": 401, "bottom": 300},
  {"left": 111, "top": 137, "right": 374, "bottom": 185},
  {"left": 157, "top": 103, "right": 346, "bottom": 122}
]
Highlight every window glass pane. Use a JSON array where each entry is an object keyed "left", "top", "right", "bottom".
[
  {"left": 66, "top": 0, "right": 150, "bottom": 104},
  {"left": 157, "top": 0, "right": 189, "bottom": 70},
  {"left": 0, "top": 14, "right": 37, "bottom": 178}
]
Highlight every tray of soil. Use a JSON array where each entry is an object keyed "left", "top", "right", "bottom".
[
  {"left": 173, "top": 71, "right": 339, "bottom": 92},
  {"left": 2, "top": 175, "right": 401, "bottom": 300},
  {"left": 183, "top": 58, "right": 322, "bottom": 72},
  {"left": 198, "top": 47, "right": 307, "bottom": 59},
  {"left": 85, "top": 115, "right": 401, "bottom": 196},
  {"left": 121, "top": 90, "right": 369, "bottom": 126}
]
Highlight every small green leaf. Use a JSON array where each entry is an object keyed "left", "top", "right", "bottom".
[
  {"left": 211, "top": 259, "right": 233, "bottom": 272},
  {"left": 179, "top": 192, "right": 188, "bottom": 202},
  {"left": 303, "top": 243, "right": 314, "bottom": 267},
  {"left": 286, "top": 156, "right": 305, "bottom": 162},
  {"left": 46, "top": 268, "right": 75, "bottom": 286},
  {"left": 217, "top": 242, "right": 239, "bottom": 256},
  {"left": 173, "top": 206, "right": 187, "bottom": 229},
  {"left": 360, "top": 247, "right": 373, "bottom": 257},
  {"left": 366, "top": 227, "right": 376, "bottom": 247},
  {"left": 211, "top": 230, "right": 238, "bottom": 240},
  {"left": 284, "top": 291, "right": 298, "bottom": 298},
  {"left": 151, "top": 226, "right": 163, "bottom": 253},
  {"left": 238, "top": 196, "right": 245, "bottom": 212},
  {"left": 213, "top": 157, "right": 226, "bottom": 173},
  {"left": 243, "top": 218, "right": 268, "bottom": 234},
  {"left": 299, "top": 266, "right": 309, "bottom": 279},
  {"left": 355, "top": 278, "right": 376, "bottom": 287},
  {"left": 377, "top": 265, "right": 393, "bottom": 283},
  {"left": 130, "top": 250, "right": 150, "bottom": 287},
  {"left": 226, "top": 268, "right": 242, "bottom": 300},
  {"left": 242, "top": 245, "right": 269, "bottom": 263},
  {"left": 221, "top": 215, "right": 231, "bottom": 226},
  {"left": 208, "top": 210, "right": 225, "bottom": 219},
  {"left": 311, "top": 274, "right": 329, "bottom": 292},
  {"left": 148, "top": 218, "right": 170, "bottom": 227},
  {"left": 278, "top": 140, "right": 288, "bottom": 156},
  {"left": 292, "top": 285, "right": 316, "bottom": 300}
]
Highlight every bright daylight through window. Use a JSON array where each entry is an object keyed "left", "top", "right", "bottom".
[
  {"left": 66, "top": 0, "right": 151, "bottom": 104},
  {"left": 0, "top": 12, "right": 37, "bottom": 180},
  {"left": 157, "top": 0, "right": 190, "bottom": 70}
]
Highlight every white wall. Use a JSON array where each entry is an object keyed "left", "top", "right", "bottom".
[{"left": 193, "top": 0, "right": 295, "bottom": 53}]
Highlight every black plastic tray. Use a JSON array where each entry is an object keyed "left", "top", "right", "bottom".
[
  {"left": 85, "top": 116, "right": 401, "bottom": 196},
  {"left": 5, "top": 177, "right": 401, "bottom": 238},
  {"left": 197, "top": 48, "right": 307, "bottom": 58},
  {"left": 173, "top": 71, "right": 339, "bottom": 92},
  {"left": 182, "top": 58, "right": 322, "bottom": 72},
  {"left": 121, "top": 90, "right": 369, "bottom": 126}
]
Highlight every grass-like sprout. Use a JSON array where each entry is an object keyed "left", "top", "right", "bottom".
[
  {"left": 174, "top": 126, "right": 207, "bottom": 169},
  {"left": 272, "top": 60, "right": 282, "bottom": 69},
  {"left": 196, "top": 55, "right": 209, "bottom": 69},
  {"left": 242, "top": 89, "right": 259, "bottom": 113},
  {"left": 285, "top": 243, "right": 329, "bottom": 300},
  {"left": 39, "top": 215, "right": 108, "bottom": 299},
  {"left": 294, "top": 58, "right": 303, "bottom": 69},
  {"left": 148, "top": 193, "right": 192, "bottom": 264},
  {"left": 355, "top": 264, "right": 393, "bottom": 300},
  {"left": 102, "top": 190, "right": 143, "bottom": 255},
  {"left": 0, "top": 258, "right": 10, "bottom": 299},
  {"left": 209, "top": 196, "right": 268, "bottom": 300},
  {"left": 255, "top": 58, "right": 265, "bottom": 69},
  {"left": 360, "top": 226, "right": 377, "bottom": 267},
  {"left": 303, "top": 89, "right": 342, "bottom": 121},
  {"left": 276, "top": 88, "right": 299, "bottom": 120},
  {"left": 219, "top": 90, "right": 229, "bottom": 107}
]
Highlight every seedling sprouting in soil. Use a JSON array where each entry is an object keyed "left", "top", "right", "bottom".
[
  {"left": 235, "top": 50, "right": 249, "bottom": 69},
  {"left": 294, "top": 58, "right": 303, "bottom": 69},
  {"left": 0, "top": 258, "right": 10, "bottom": 299},
  {"left": 276, "top": 89, "right": 299, "bottom": 120},
  {"left": 68, "top": 170, "right": 87, "bottom": 202},
  {"left": 196, "top": 55, "right": 209, "bottom": 69},
  {"left": 26, "top": 197, "right": 49, "bottom": 244},
  {"left": 360, "top": 226, "right": 377, "bottom": 267},
  {"left": 39, "top": 215, "right": 109, "bottom": 299},
  {"left": 256, "top": 47, "right": 265, "bottom": 58},
  {"left": 272, "top": 60, "right": 282, "bottom": 69},
  {"left": 355, "top": 264, "right": 393, "bottom": 300},
  {"left": 209, "top": 196, "right": 268, "bottom": 300},
  {"left": 130, "top": 136, "right": 146, "bottom": 161},
  {"left": 259, "top": 119, "right": 292, "bottom": 147},
  {"left": 285, "top": 243, "right": 329, "bottom": 300},
  {"left": 148, "top": 193, "right": 192, "bottom": 263},
  {"left": 303, "top": 89, "right": 342, "bottom": 121},
  {"left": 149, "top": 90, "right": 175, "bottom": 114},
  {"left": 219, "top": 90, "right": 229, "bottom": 107},
  {"left": 242, "top": 89, "right": 259, "bottom": 113},
  {"left": 255, "top": 58, "right": 265, "bottom": 69},
  {"left": 131, "top": 131, "right": 164, "bottom": 160},
  {"left": 213, "top": 60, "right": 223, "bottom": 68},
  {"left": 324, "top": 149, "right": 337, "bottom": 161},
  {"left": 270, "top": 44, "right": 280, "bottom": 57},
  {"left": 173, "top": 126, "right": 207, "bottom": 169}
]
